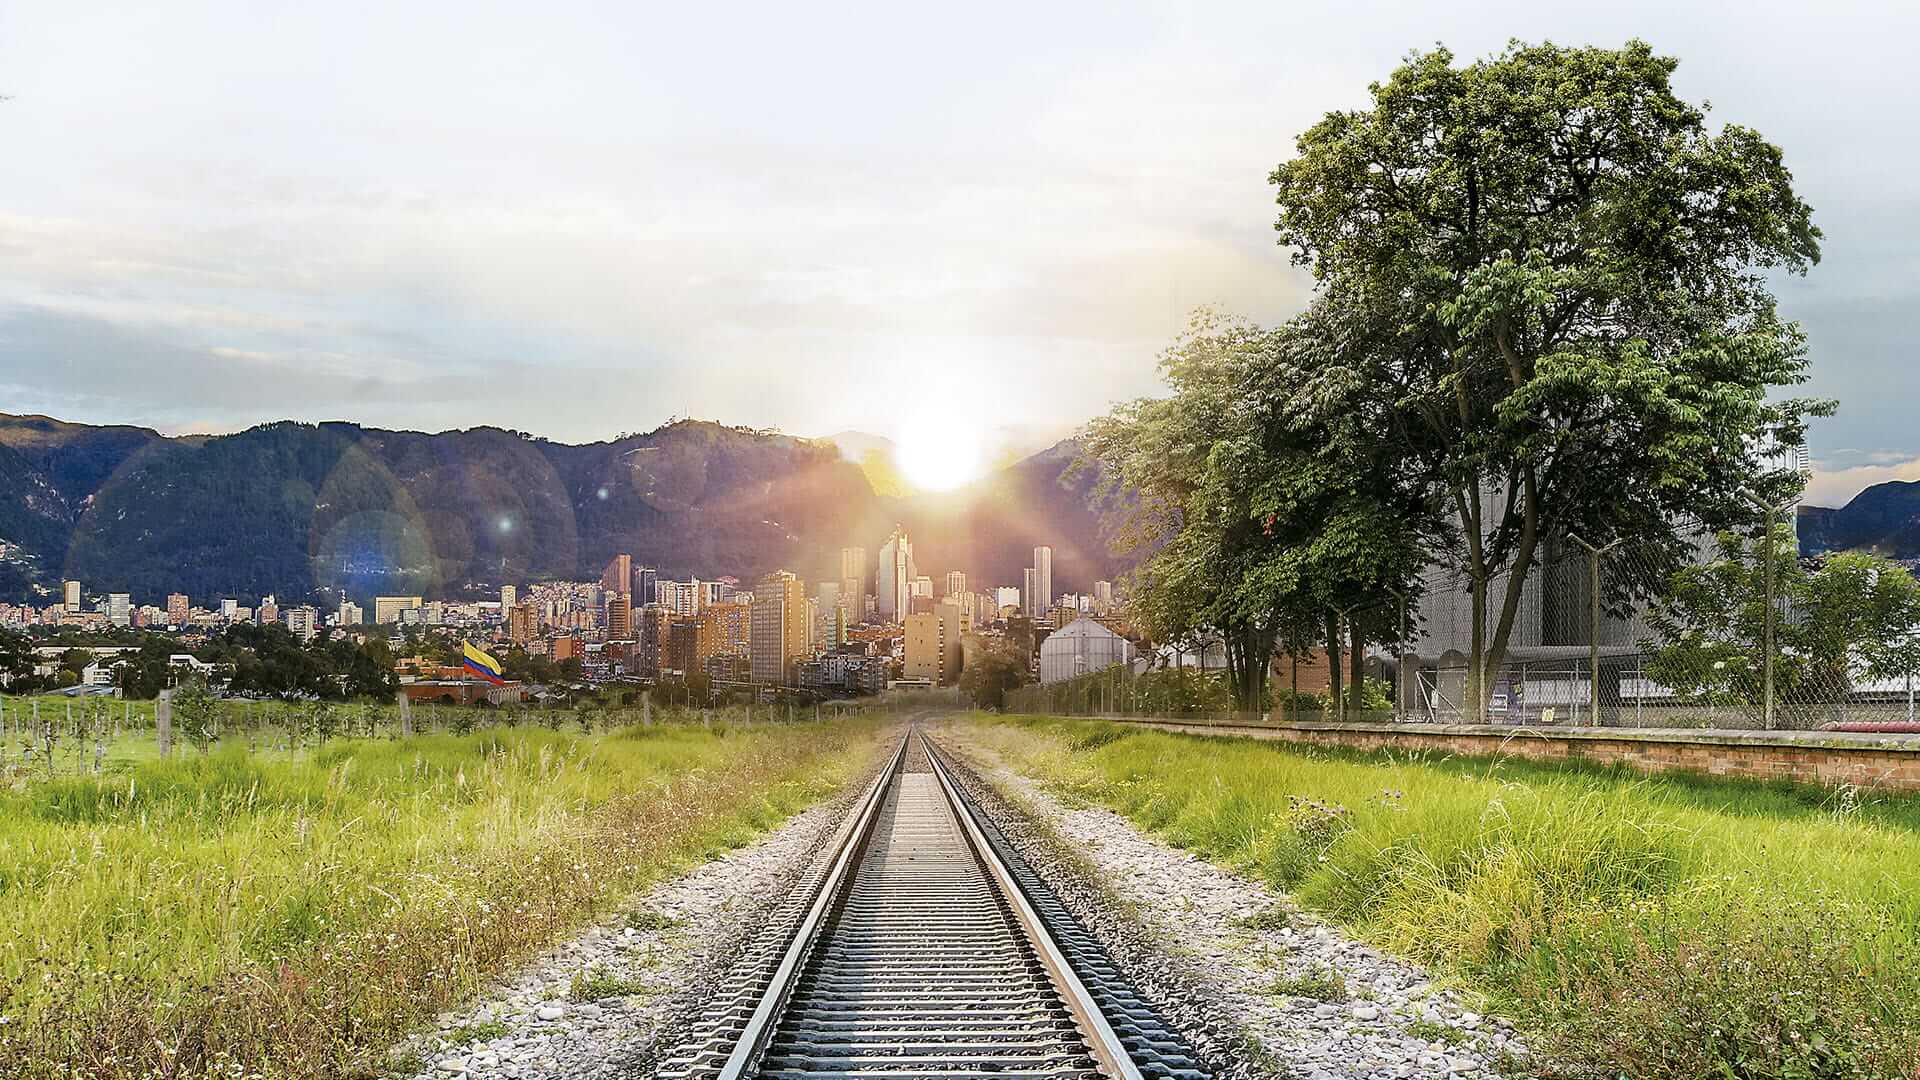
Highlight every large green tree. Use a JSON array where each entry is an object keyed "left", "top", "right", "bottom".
[
  {"left": 1087, "top": 313, "right": 1289, "bottom": 713},
  {"left": 1269, "top": 40, "right": 1826, "bottom": 718}
]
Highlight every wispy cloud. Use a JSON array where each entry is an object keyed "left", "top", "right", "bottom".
[{"left": 0, "top": 0, "right": 1914, "bottom": 459}]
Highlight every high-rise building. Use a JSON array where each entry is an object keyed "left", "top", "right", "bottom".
[
  {"left": 338, "top": 599, "right": 363, "bottom": 626},
  {"left": 1023, "top": 568, "right": 1040, "bottom": 616},
  {"left": 656, "top": 579, "right": 705, "bottom": 616},
  {"left": 221, "top": 597, "right": 241, "bottom": 621},
  {"left": 606, "top": 592, "right": 634, "bottom": 640},
  {"left": 839, "top": 547, "right": 867, "bottom": 614},
  {"left": 634, "top": 565, "right": 659, "bottom": 607},
  {"left": 877, "top": 527, "right": 915, "bottom": 621},
  {"left": 904, "top": 602, "right": 967, "bottom": 685},
  {"left": 285, "top": 605, "right": 319, "bottom": 642},
  {"left": 63, "top": 580, "right": 81, "bottom": 610},
  {"left": 601, "top": 554, "right": 633, "bottom": 596},
  {"left": 373, "top": 596, "right": 423, "bottom": 623},
  {"left": 750, "top": 571, "right": 809, "bottom": 686},
  {"left": 165, "top": 593, "right": 190, "bottom": 626},
  {"left": 1033, "top": 546, "right": 1054, "bottom": 620},
  {"left": 1093, "top": 580, "right": 1114, "bottom": 611},
  {"left": 636, "top": 605, "right": 669, "bottom": 678},
  {"left": 508, "top": 602, "right": 539, "bottom": 644},
  {"left": 107, "top": 593, "right": 132, "bottom": 626},
  {"left": 501, "top": 584, "right": 517, "bottom": 610},
  {"left": 996, "top": 586, "right": 1023, "bottom": 612},
  {"left": 666, "top": 618, "right": 701, "bottom": 675},
  {"left": 912, "top": 575, "right": 933, "bottom": 598},
  {"left": 258, "top": 595, "right": 279, "bottom": 626},
  {"left": 944, "top": 571, "right": 968, "bottom": 599},
  {"left": 699, "top": 601, "right": 752, "bottom": 667}
]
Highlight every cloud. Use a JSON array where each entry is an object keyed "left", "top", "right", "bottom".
[
  {"left": 1805, "top": 459, "right": 1920, "bottom": 508},
  {"left": 0, "top": 0, "right": 1915, "bottom": 461}
]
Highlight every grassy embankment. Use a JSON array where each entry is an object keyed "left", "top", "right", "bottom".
[
  {"left": 0, "top": 717, "right": 887, "bottom": 1079},
  {"left": 961, "top": 714, "right": 1920, "bottom": 1080}
]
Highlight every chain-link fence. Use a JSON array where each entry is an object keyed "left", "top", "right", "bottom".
[{"left": 1008, "top": 514, "right": 1920, "bottom": 732}]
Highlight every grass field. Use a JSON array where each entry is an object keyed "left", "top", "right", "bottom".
[
  {"left": 958, "top": 714, "right": 1920, "bottom": 1080},
  {"left": 0, "top": 717, "right": 886, "bottom": 1079}
]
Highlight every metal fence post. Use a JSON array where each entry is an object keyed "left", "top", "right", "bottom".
[
  {"left": 1569, "top": 534, "right": 1625, "bottom": 727},
  {"left": 1761, "top": 505, "right": 1778, "bottom": 731}
]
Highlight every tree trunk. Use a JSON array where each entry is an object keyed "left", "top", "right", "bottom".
[
  {"left": 1349, "top": 621, "right": 1365, "bottom": 716},
  {"left": 1325, "top": 613, "right": 1344, "bottom": 721}
]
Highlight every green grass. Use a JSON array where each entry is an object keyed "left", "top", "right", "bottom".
[
  {"left": 624, "top": 908, "right": 680, "bottom": 931},
  {"left": 567, "top": 968, "right": 651, "bottom": 1002},
  {"left": 963, "top": 714, "right": 1920, "bottom": 1080},
  {"left": 441, "top": 1020, "right": 510, "bottom": 1045},
  {"left": 0, "top": 718, "right": 886, "bottom": 1079},
  {"left": 1266, "top": 968, "right": 1347, "bottom": 1002}
]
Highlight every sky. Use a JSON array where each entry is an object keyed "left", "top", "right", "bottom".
[{"left": 0, "top": 1, "right": 1915, "bottom": 504}]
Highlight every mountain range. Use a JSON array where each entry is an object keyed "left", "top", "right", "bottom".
[
  {"left": 1798, "top": 482, "right": 1920, "bottom": 558},
  {"left": 0, "top": 413, "right": 1130, "bottom": 606}
]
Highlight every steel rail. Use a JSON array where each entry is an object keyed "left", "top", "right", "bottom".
[
  {"left": 713, "top": 732, "right": 909, "bottom": 1080},
  {"left": 922, "top": 735, "right": 1147, "bottom": 1080}
]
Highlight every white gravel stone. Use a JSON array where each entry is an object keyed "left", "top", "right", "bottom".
[
  {"left": 388, "top": 796, "right": 852, "bottom": 1080},
  {"left": 942, "top": 726, "right": 1536, "bottom": 1079}
]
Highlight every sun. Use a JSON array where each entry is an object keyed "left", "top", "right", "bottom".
[{"left": 895, "top": 429, "right": 986, "bottom": 492}]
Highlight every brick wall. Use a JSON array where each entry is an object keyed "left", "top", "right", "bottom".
[{"left": 1102, "top": 717, "right": 1920, "bottom": 792}]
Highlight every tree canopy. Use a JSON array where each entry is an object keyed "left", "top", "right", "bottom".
[{"left": 1265, "top": 39, "right": 1826, "bottom": 715}]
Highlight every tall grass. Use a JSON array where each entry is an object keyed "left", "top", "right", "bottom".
[
  {"left": 0, "top": 720, "right": 884, "bottom": 1079},
  {"left": 965, "top": 715, "right": 1920, "bottom": 1080}
]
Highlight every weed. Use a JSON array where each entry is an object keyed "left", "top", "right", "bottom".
[
  {"left": 1408, "top": 1019, "right": 1467, "bottom": 1046},
  {"left": 568, "top": 969, "right": 650, "bottom": 1002},
  {"left": 1232, "top": 905, "right": 1292, "bottom": 932},
  {"left": 624, "top": 909, "right": 680, "bottom": 932},
  {"left": 1266, "top": 968, "right": 1347, "bottom": 1002},
  {"left": 444, "top": 1020, "right": 510, "bottom": 1045}
]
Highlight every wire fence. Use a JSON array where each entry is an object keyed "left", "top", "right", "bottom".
[{"left": 1009, "top": 515, "right": 1920, "bottom": 733}]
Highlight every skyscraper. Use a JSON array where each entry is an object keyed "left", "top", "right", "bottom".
[
  {"left": 606, "top": 592, "right": 633, "bottom": 640},
  {"left": 166, "top": 593, "right": 190, "bottom": 625},
  {"left": 1023, "top": 568, "right": 1040, "bottom": 616},
  {"left": 601, "top": 554, "right": 632, "bottom": 596},
  {"left": 877, "top": 527, "right": 914, "bottom": 621},
  {"left": 751, "top": 571, "right": 809, "bottom": 685},
  {"left": 634, "top": 565, "right": 659, "bottom": 607},
  {"left": 63, "top": 580, "right": 81, "bottom": 610},
  {"left": 839, "top": 546, "right": 867, "bottom": 608},
  {"left": 1033, "top": 546, "right": 1054, "bottom": 620},
  {"left": 501, "top": 584, "right": 517, "bottom": 610},
  {"left": 944, "top": 571, "right": 967, "bottom": 599}
]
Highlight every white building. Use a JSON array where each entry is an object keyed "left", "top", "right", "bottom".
[{"left": 877, "top": 526, "right": 915, "bottom": 620}]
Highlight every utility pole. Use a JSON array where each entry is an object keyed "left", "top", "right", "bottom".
[{"left": 1568, "top": 534, "right": 1625, "bottom": 726}]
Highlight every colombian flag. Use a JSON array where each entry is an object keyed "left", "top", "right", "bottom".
[{"left": 463, "top": 640, "right": 507, "bottom": 685}]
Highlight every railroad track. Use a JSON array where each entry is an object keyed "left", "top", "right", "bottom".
[{"left": 657, "top": 728, "right": 1207, "bottom": 1080}]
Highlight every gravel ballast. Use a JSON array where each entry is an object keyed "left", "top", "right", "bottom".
[
  {"left": 937, "top": 725, "right": 1535, "bottom": 1080},
  {"left": 390, "top": 786, "right": 867, "bottom": 1080}
]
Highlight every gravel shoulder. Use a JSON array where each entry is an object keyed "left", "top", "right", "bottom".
[
  {"left": 936, "top": 722, "right": 1539, "bottom": 1080},
  {"left": 389, "top": 754, "right": 881, "bottom": 1080}
]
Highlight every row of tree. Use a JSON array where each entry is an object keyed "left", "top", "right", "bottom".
[
  {"left": 1089, "top": 40, "right": 1825, "bottom": 718},
  {"left": 0, "top": 624, "right": 403, "bottom": 700}
]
